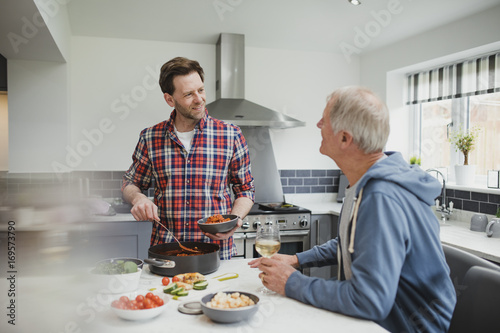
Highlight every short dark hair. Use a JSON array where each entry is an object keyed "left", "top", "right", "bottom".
[{"left": 159, "top": 57, "right": 205, "bottom": 94}]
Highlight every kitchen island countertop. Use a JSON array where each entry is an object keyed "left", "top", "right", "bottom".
[
  {"left": 89, "top": 259, "right": 387, "bottom": 332},
  {"left": 1, "top": 259, "right": 387, "bottom": 332}
]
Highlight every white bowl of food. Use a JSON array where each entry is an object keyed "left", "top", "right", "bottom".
[
  {"left": 200, "top": 291, "right": 259, "bottom": 323},
  {"left": 111, "top": 291, "right": 167, "bottom": 321},
  {"left": 89, "top": 258, "right": 142, "bottom": 294},
  {"left": 197, "top": 214, "right": 239, "bottom": 234}
]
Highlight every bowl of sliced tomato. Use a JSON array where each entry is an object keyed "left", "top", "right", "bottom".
[
  {"left": 197, "top": 214, "right": 239, "bottom": 234},
  {"left": 111, "top": 291, "right": 167, "bottom": 321}
]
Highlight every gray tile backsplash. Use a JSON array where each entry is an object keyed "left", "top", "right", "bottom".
[
  {"left": 444, "top": 188, "right": 500, "bottom": 216},
  {"left": 1, "top": 170, "right": 499, "bottom": 216},
  {"left": 280, "top": 169, "right": 339, "bottom": 194}
]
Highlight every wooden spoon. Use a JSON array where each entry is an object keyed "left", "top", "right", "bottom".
[{"left": 153, "top": 220, "right": 201, "bottom": 253}]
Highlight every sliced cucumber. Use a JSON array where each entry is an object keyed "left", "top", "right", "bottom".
[
  {"left": 163, "top": 282, "right": 178, "bottom": 294},
  {"left": 170, "top": 287, "right": 184, "bottom": 295},
  {"left": 123, "top": 261, "right": 138, "bottom": 273},
  {"left": 193, "top": 280, "right": 208, "bottom": 290},
  {"left": 176, "top": 289, "right": 189, "bottom": 297}
]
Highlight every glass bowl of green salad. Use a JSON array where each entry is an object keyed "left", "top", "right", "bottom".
[{"left": 89, "top": 258, "right": 143, "bottom": 294}]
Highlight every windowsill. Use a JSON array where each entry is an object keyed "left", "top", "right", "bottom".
[{"left": 446, "top": 183, "right": 500, "bottom": 194}]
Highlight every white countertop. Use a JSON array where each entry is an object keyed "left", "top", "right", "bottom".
[
  {"left": 91, "top": 259, "right": 386, "bottom": 332},
  {"left": 86, "top": 213, "right": 138, "bottom": 223},
  {"left": 287, "top": 194, "right": 500, "bottom": 264},
  {"left": 65, "top": 194, "right": 500, "bottom": 264},
  {"left": 0, "top": 259, "right": 386, "bottom": 332},
  {"left": 286, "top": 193, "right": 343, "bottom": 216},
  {"left": 439, "top": 220, "right": 500, "bottom": 263}
]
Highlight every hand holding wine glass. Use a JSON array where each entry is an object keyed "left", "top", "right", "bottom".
[{"left": 255, "top": 222, "right": 280, "bottom": 294}]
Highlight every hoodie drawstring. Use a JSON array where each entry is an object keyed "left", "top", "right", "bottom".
[{"left": 348, "top": 188, "right": 363, "bottom": 254}]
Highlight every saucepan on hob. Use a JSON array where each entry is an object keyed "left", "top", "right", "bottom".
[{"left": 146, "top": 241, "right": 220, "bottom": 276}]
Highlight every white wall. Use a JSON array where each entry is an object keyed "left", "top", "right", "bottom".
[
  {"left": 246, "top": 47, "right": 360, "bottom": 170},
  {"left": 67, "top": 36, "right": 359, "bottom": 171},
  {"left": 360, "top": 4, "right": 500, "bottom": 159},
  {"left": 4, "top": 2, "right": 500, "bottom": 174},
  {"left": 8, "top": 59, "right": 69, "bottom": 173},
  {"left": 5, "top": 0, "right": 72, "bottom": 173},
  {"left": 68, "top": 37, "right": 215, "bottom": 171},
  {"left": 14, "top": 4, "right": 500, "bottom": 173}
]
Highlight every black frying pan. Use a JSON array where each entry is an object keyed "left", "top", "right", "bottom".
[{"left": 147, "top": 242, "right": 220, "bottom": 276}]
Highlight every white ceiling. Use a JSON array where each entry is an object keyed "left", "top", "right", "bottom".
[
  {"left": 66, "top": 0, "right": 500, "bottom": 54},
  {"left": 0, "top": 0, "right": 499, "bottom": 62}
]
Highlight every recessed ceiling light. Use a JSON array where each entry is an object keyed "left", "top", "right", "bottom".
[{"left": 348, "top": 0, "right": 361, "bottom": 5}]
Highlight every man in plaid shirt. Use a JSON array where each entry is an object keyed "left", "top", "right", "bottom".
[{"left": 122, "top": 57, "right": 255, "bottom": 259}]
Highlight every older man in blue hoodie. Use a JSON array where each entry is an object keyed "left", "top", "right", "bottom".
[{"left": 250, "top": 86, "right": 456, "bottom": 333}]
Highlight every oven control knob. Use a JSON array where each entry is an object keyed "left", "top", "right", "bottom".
[
  {"left": 253, "top": 221, "right": 261, "bottom": 230},
  {"left": 299, "top": 218, "right": 309, "bottom": 228},
  {"left": 241, "top": 221, "right": 250, "bottom": 230}
]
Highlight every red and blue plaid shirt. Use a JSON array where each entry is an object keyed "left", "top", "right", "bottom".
[{"left": 122, "top": 109, "right": 255, "bottom": 259}]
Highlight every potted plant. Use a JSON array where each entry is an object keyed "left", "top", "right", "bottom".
[
  {"left": 449, "top": 124, "right": 480, "bottom": 185},
  {"left": 409, "top": 156, "right": 421, "bottom": 166}
]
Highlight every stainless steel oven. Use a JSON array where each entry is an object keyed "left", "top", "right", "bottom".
[{"left": 233, "top": 203, "right": 311, "bottom": 275}]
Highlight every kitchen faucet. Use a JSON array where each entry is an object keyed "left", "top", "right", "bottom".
[{"left": 426, "top": 169, "right": 453, "bottom": 222}]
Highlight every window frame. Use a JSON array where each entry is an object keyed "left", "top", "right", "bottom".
[{"left": 411, "top": 95, "right": 497, "bottom": 188}]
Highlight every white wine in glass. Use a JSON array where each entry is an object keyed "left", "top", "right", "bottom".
[
  {"left": 255, "top": 239, "right": 281, "bottom": 258},
  {"left": 255, "top": 223, "right": 281, "bottom": 294}
]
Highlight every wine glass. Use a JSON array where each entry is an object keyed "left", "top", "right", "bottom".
[{"left": 255, "top": 223, "right": 281, "bottom": 294}]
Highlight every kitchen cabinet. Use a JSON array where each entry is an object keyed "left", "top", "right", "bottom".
[
  {"left": 0, "top": 213, "right": 152, "bottom": 274},
  {"left": 0, "top": 219, "right": 151, "bottom": 275},
  {"left": 309, "top": 214, "right": 338, "bottom": 279},
  {"left": 74, "top": 220, "right": 153, "bottom": 264}
]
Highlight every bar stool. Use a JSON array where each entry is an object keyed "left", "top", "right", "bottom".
[
  {"left": 448, "top": 266, "right": 500, "bottom": 333},
  {"left": 442, "top": 243, "right": 500, "bottom": 295}
]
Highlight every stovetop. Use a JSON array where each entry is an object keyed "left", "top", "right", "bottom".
[
  {"left": 248, "top": 202, "right": 311, "bottom": 215},
  {"left": 238, "top": 203, "right": 310, "bottom": 232}
]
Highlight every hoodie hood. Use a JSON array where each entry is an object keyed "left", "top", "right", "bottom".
[{"left": 355, "top": 152, "right": 441, "bottom": 206}]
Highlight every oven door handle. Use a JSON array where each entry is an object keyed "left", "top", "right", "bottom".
[
  {"left": 233, "top": 234, "right": 246, "bottom": 240},
  {"left": 245, "top": 230, "right": 310, "bottom": 240},
  {"left": 278, "top": 230, "right": 310, "bottom": 237}
]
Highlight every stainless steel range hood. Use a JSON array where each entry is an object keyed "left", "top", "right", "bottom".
[{"left": 206, "top": 33, "right": 305, "bottom": 129}]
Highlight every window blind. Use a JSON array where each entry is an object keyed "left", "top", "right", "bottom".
[{"left": 406, "top": 52, "right": 500, "bottom": 105}]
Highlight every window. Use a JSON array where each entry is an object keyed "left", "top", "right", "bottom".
[
  {"left": 415, "top": 99, "right": 452, "bottom": 171},
  {"left": 406, "top": 52, "right": 500, "bottom": 185},
  {"left": 411, "top": 93, "right": 500, "bottom": 182},
  {"left": 469, "top": 92, "right": 500, "bottom": 176}
]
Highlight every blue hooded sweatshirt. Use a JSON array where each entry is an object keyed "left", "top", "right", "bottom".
[{"left": 286, "top": 152, "right": 456, "bottom": 333}]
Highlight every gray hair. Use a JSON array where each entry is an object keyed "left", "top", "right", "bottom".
[{"left": 327, "top": 86, "right": 389, "bottom": 153}]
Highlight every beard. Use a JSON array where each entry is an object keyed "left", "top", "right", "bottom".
[{"left": 174, "top": 100, "right": 205, "bottom": 121}]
